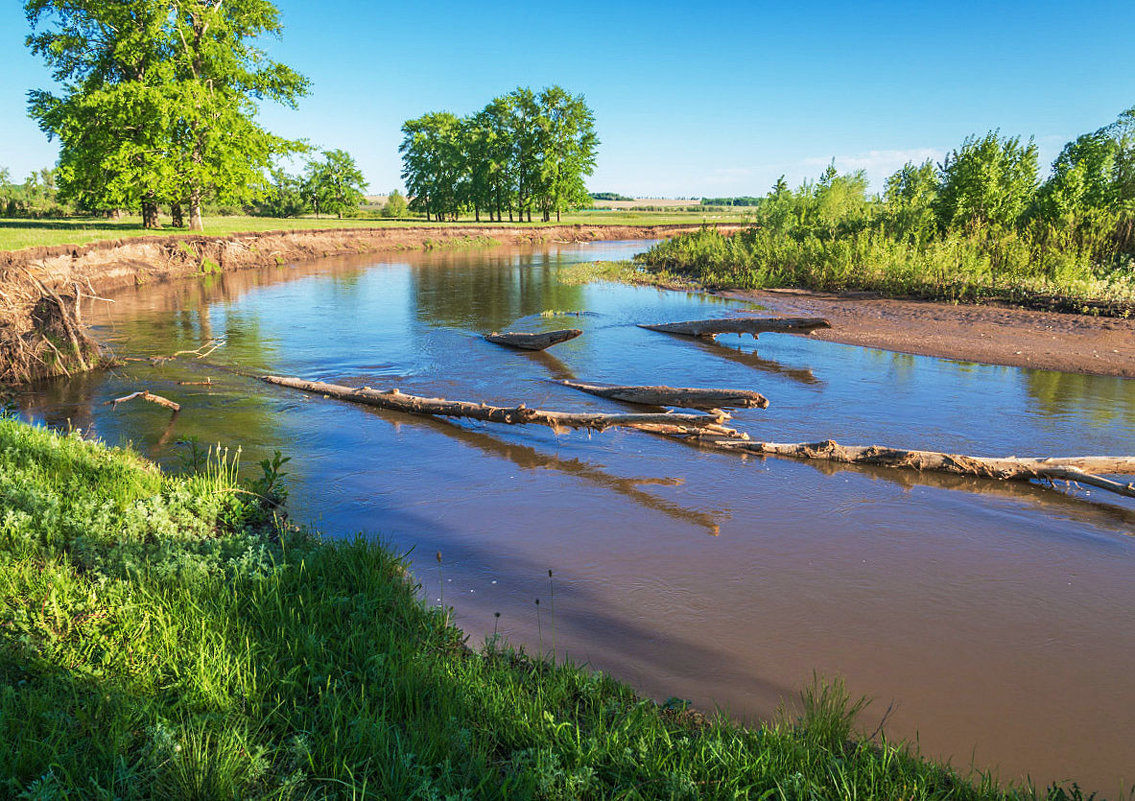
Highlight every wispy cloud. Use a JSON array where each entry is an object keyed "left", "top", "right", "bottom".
[
  {"left": 702, "top": 167, "right": 754, "bottom": 186},
  {"left": 801, "top": 148, "right": 944, "bottom": 189}
]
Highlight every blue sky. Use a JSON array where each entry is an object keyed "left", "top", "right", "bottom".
[{"left": 2, "top": 0, "right": 1133, "bottom": 197}]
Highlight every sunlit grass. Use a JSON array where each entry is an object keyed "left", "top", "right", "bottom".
[{"left": 0, "top": 210, "right": 748, "bottom": 253}]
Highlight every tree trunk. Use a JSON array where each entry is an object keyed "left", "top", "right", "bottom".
[
  {"left": 261, "top": 375, "right": 728, "bottom": 433},
  {"left": 171, "top": 203, "right": 184, "bottom": 228},
  {"left": 558, "top": 380, "right": 770, "bottom": 410},
  {"left": 638, "top": 316, "right": 832, "bottom": 338},
  {"left": 483, "top": 329, "right": 583, "bottom": 351},
  {"left": 142, "top": 198, "right": 160, "bottom": 229},
  {"left": 188, "top": 190, "right": 203, "bottom": 231}
]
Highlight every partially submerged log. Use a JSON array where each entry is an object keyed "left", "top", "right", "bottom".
[
  {"left": 104, "top": 389, "right": 181, "bottom": 412},
  {"left": 557, "top": 379, "right": 769, "bottom": 410},
  {"left": 709, "top": 439, "right": 1135, "bottom": 499},
  {"left": 639, "top": 316, "right": 831, "bottom": 339},
  {"left": 484, "top": 329, "right": 582, "bottom": 351},
  {"left": 261, "top": 375, "right": 727, "bottom": 433}
]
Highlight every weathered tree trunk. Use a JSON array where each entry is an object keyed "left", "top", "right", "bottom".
[
  {"left": 141, "top": 198, "right": 161, "bottom": 229},
  {"left": 639, "top": 316, "right": 832, "bottom": 338},
  {"left": 483, "top": 329, "right": 583, "bottom": 351},
  {"left": 558, "top": 380, "right": 769, "bottom": 409},
  {"left": 708, "top": 439, "right": 1135, "bottom": 498},
  {"left": 170, "top": 203, "right": 184, "bottom": 228},
  {"left": 104, "top": 390, "right": 181, "bottom": 412},
  {"left": 261, "top": 376, "right": 727, "bottom": 433},
  {"left": 188, "top": 188, "right": 204, "bottom": 231}
]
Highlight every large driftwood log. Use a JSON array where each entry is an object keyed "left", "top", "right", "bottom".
[
  {"left": 557, "top": 379, "right": 769, "bottom": 409},
  {"left": 103, "top": 390, "right": 181, "bottom": 412},
  {"left": 638, "top": 316, "right": 831, "bottom": 339},
  {"left": 261, "top": 375, "right": 727, "bottom": 432},
  {"left": 709, "top": 439, "right": 1135, "bottom": 498},
  {"left": 484, "top": 329, "right": 582, "bottom": 350}
]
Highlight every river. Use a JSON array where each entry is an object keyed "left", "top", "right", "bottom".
[{"left": 18, "top": 240, "right": 1135, "bottom": 796}]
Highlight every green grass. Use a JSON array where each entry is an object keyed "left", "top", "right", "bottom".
[
  {"left": 632, "top": 225, "right": 1135, "bottom": 314},
  {"left": 0, "top": 417, "right": 1103, "bottom": 799},
  {"left": 0, "top": 210, "right": 747, "bottom": 253}
]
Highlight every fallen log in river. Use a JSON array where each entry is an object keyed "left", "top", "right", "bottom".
[
  {"left": 638, "top": 316, "right": 831, "bottom": 339},
  {"left": 557, "top": 379, "right": 769, "bottom": 409},
  {"left": 484, "top": 329, "right": 582, "bottom": 350},
  {"left": 261, "top": 375, "right": 728, "bottom": 433},
  {"left": 260, "top": 375, "right": 1133, "bottom": 502},
  {"left": 709, "top": 439, "right": 1135, "bottom": 499}
]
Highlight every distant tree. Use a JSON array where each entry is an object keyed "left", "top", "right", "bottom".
[
  {"left": 591, "top": 192, "right": 634, "bottom": 201},
  {"left": 255, "top": 168, "right": 309, "bottom": 217},
  {"left": 381, "top": 189, "right": 408, "bottom": 218},
  {"left": 884, "top": 159, "right": 938, "bottom": 241},
  {"left": 536, "top": 85, "right": 598, "bottom": 222},
  {"left": 479, "top": 96, "right": 516, "bottom": 221},
  {"left": 506, "top": 87, "right": 542, "bottom": 223},
  {"left": 400, "top": 112, "right": 463, "bottom": 221},
  {"left": 304, "top": 149, "right": 368, "bottom": 219},
  {"left": 1034, "top": 107, "right": 1135, "bottom": 220},
  {"left": 936, "top": 131, "right": 1038, "bottom": 229}
]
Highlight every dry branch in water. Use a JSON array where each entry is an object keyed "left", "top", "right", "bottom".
[
  {"left": 708, "top": 439, "right": 1135, "bottom": 499},
  {"left": 104, "top": 390, "right": 181, "bottom": 412},
  {"left": 557, "top": 379, "right": 769, "bottom": 410},
  {"left": 261, "top": 375, "right": 727, "bottom": 433},
  {"left": 638, "top": 316, "right": 831, "bottom": 339},
  {"left": 483, "top": 329, "right": 582, "bottom": 350}
]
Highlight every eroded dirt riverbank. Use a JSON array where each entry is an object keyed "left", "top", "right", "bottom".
[
  {"left": 733, "top": 288, "right": 1135, "bottom": 378},
  {"left": 0, "top": 224, "right": 716, "bottom": 382}
]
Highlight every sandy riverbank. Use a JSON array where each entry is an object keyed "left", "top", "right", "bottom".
[{"left": 732, "top": 288, "right": 1135, "bottom": 378}]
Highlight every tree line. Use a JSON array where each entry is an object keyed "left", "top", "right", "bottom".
[
  {"left": 0, "top": 167, "right": 62, "bottom": 217},
  {"left": 399, "top": 87, "right": 598, "bottom": 223},
  {"left": 742, "top": 107, "right": 1134, "bottom": 251},
  {"left": 638, "top": 108, "right": 1135, "bottom": 306}
]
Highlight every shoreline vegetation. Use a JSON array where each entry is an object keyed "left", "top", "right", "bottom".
[{"left": 0, "top": 416, "right": 1105, "bottom": 799}]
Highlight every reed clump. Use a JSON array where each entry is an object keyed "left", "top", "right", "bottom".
[{"left": 0, "top": 417, "right": 1100, "bottom": 798}]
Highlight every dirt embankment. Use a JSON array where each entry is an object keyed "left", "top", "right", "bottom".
[
  {"left": 736, "top": 288, "right": 1135, "bottom": 378},
  {"left": 0, "top": 223, "right": 712, "bottom": 383}
]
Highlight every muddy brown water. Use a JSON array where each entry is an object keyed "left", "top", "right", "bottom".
[{"left": 18, "top": 241, "right": 1135, "bottom": 796}]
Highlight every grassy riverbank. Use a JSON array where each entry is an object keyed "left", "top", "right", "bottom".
[
  {"left": 630, "top": 226, "right": 1135, "bottom": 315},
  {"left": 0, "top": 209, "right": 747, "bottom": 252},
  {"left": 0, "top": 417, "right": 1096, "bottom": 798}
]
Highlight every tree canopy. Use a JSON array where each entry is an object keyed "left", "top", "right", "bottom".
[
  {"left": 400, "top": 86, "right": 598, "bottom": 223},
  {"left": 25, "top": 0, "right": 309, "bottom": 229}
]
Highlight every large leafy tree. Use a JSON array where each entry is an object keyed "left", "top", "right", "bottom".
[
  {"left": 25, "top": 0, "right": 308, "bottom": 229},
  {"left": 164, "top": 0, "right": 308, "bottom": 229},
  {"left": 935, "top": 131, "right": 1038, "bottom": 229},
  {"left": 304, "top": 149, "right": 368, "bottom": 219},
  {"left": 399, "top": 112, "right": 463, "bottom": 221},
  {"left": 884, "top": 159, "right": 938, "bottom": 242},
  {"left": 26, "top": 0, "right": 175, "bottom": 224},
  {"left": 536, "top": 86, "right": 598, "bottom": 222}
]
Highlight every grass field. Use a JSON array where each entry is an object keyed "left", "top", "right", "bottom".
[
  {"left": 0, "top": 417, "right": 1095, "bottom": 799},
  {"left": 0, "top": 209, "right": 749, "bottom": 252}
]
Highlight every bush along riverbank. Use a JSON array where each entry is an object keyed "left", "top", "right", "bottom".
[
  {"left": 631, "top": 116, "right": 1135, "bottom": 317},
  {"left": 0, "top": 417, "right": 1101, "bottom": 799},
  {"left": 633, "top": 224, "right": 1135, "bottom": 317}
]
